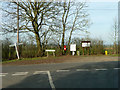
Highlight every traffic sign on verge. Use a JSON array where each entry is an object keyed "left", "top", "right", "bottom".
[{"left": 64, "top": 45, "right": 66, "bottom": 51}]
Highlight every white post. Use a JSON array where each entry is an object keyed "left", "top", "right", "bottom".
[
  {"left": 72, "top": 51, "right": 75, "bottom": 56},
  {"left": 15, "top": 43, "right": 20, "bottom": 59},
  {"left": 9, "top": 43, "right": 23, "bottom": 60}
]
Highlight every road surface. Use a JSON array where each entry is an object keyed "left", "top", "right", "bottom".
[{"left": 1, "top": 60, "right": 119, "bottom": 89}]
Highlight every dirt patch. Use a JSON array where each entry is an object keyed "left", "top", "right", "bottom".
[{"left": 2, "top": 55, "right": 119, "bottom": 66}]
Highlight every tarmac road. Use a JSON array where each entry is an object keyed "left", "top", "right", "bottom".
[{"left": 1, "top": 61, "right": 119, "bottom": 89}]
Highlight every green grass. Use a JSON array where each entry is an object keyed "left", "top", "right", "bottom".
[
  {"left": 2, "top": 59, "right": 18, "bottom": 63},
  {"left": 2, "top": 57, "right": 48, "bottom": 64},
  {"left": 108, "top": 54, "right": 119, "bottom": 57},
  {"left": 2, "top": 54, "right": 119, "bottom": 64},
  {"left": 2, "top": 56, "right": 62, "bottom": 64}
]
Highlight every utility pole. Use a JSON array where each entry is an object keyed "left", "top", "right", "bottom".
[
  {"left": 17, "top": 1, "right": 19, "bottom": 43},
  {"left": 17, "top": 1, "right": 20, "bottom": 59},
  {"left": 9, "top": 1, "right": 22, "bottom": 60}
]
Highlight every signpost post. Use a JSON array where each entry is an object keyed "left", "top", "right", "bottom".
[
  {"left": 81, "top": 41, "right": 91, "bottom": 55},
  {"left": 64, "top": 45, "right": 66, "bottom": 51},
  {"left": 45, "top": 50, "right": 55, "bottom": 57},
  {"left": 70, "top": 44, "right": 76, "bottom": 56},
  {"left": 9, "top": 43, "right": 23, "bottom": 59},
  {"left": 64, "top": 45, "right": 66, "bottom": 55}
]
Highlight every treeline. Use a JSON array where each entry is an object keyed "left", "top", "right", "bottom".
[
  {"left": 2, "top": 38, "right": 118, "bottom": 61},
  {"left": 1, "top": 1, "right": 119, "bottom": 61}
]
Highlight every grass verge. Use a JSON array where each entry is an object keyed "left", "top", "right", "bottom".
[{"left": 2, "top": 56, "right": 58, "bottom": 64}]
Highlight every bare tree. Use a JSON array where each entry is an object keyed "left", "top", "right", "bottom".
[
  {"left": 112, "top": 18, "right": 118, "bottom": 54},
  {"left": 1, "top": 1, "right": 61, "bottom": 56},
  {"left": 60, "top": 1, "right": 90, "bottom": 54},
  {"left": 60, "top": 0, "right": 71, "bottom": 54},
  {"left": 2, "top": 1, "right": 90, "bottom": 56},
  {"left": 109, "top": 18, "right": 118, "bottom": 54},
  {"left": 67, "top": 2, "right": 89, "bottom": 53}
]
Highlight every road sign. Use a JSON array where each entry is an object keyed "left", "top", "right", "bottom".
[
  {"left": 45, "top": 49, "right": 55, "bottom": 57},
  {"left": 70, "top": 44, "right": 76, "bottom": 51},
  {"left": 81, "top": 41, "right": 91, "bottom": 55},
  {"left": 81, "top": 41, "right": 91, "bottom": 48},
  {"left": 64, "top": 45, "right": 66, "bottom": 51}
]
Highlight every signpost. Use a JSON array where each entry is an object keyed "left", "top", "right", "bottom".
[
  {"left": 45, "top": 50, "right": 55, "bottom": 57},
  {"left": 64, "top": 45, "right": 66, "bottom": 51},
  {"left": 9, "top": 43, "right": 23, "bottom": 59},
  {"left": 81, "top": 41, "right": 91, "bottom": 55},
  {"left": 64, "top": 45, "right": 67, "bottom": 55},
  {"left": 70, "top": 44, "right": 76, "bottom": 56}
]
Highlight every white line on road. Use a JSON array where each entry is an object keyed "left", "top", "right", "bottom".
[
  {"left": 114, "top": 68, "right": 120, "bottom": 70},
  {"left": 0, "top": 73, "right": 8, "bottom": 77},
  {"left": 33, "top": 71, "right": 47, "bottom": 75},
  {"left": 47, "top": 71, "right": 56, "bottom": 90},
  {"left": 33, "top": 71, "right": 55, "bottom": 90},
  {"left": 56, "top": 70, "right": 70, "bottom": 72},
  {"left": 76, "top": 69, "right": 89, "bottom": 71},
  {"left": 12, "top": 72, "right": 28, "bottom": 76},
  {"left": 95, "top": 69, "right": 108, "bottom": 71}
]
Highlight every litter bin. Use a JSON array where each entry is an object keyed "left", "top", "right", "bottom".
[
  {"left": 105, "top": 51, "right": 108, "bottom": 56},
  {"left": 77, "top": 51, "right": 80, "bottom": 56}
]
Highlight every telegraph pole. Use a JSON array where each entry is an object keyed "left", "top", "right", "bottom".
[
  {"left": 9, "top": 1, "right": 21, "bottom": 60},
  {"left": 17, "top": 1, "right": 20, "bottom": 59},
  {"left": 17, "top": 1, "right": 19, "bottom": 43}
]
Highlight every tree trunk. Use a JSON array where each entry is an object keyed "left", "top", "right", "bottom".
[
  {"left": 61, "top": 24, "right": 65, "bottom": 55},
  {"left": 67, "top": 30, "right": 73, "bottom": 54},
  {"left": 67, "top": 12, "right": 77, "bottom": 54},
  {"left": 35, "top": 32, "right": 42, "bottom": 57}
]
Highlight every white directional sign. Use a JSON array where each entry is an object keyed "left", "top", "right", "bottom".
[
  {"left": 81, "top": 41, "right": 91, "bottom": 48},
  {"left": 45, "top": 50, "right": 55, "bottom": 52},
  {"left": 70, "top": 44, "right": 76, "bottom": 51}
]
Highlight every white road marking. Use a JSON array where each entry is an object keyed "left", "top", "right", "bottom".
[
  {"left": 114, "top": 68, "right": 120, "bottom": 70},
  {"left": 76, "top": 69, "right": 89, "bottom": 71},
  {"left": 95, "top": 69, "right": 108, "bottom": 71},
  {"left": 12, "top": 72, "right": 28, "bottom": 76},
  {"left": 56, "top": 70, "right": 70, "bottom": 72},
  {"left": 0, "top": 73, "right": 8, "bottom": 77},
  {"left": 33, "top": 71, "right": 47, "bottom": 75},
  {"left": 46, "top": 71, "right": 55, "bottom": 90},
  {"left": 33, "top": 71, "right": 55, "bottom": 90}
]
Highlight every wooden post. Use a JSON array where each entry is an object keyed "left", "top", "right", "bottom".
[
  {"left": 17, "top": 1, "right": 19, "bottom": 44},
  {"left": 53, "top": 52, "right": 55, "bottom": 57},
  {"left": 83, "top": 47, "right": 84, "bottom": 56},
  {"left": 17, "top": 2, "right": 19, "bottom": 59},
  {"left": 47, "top": 52, "right": 48, "bottom": 57},
  {"left": 87, "top": 47, "right": 89, "bottom": 55},
  {"left": 88, "top": 48, "right": 90, "bottom": 55}
]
